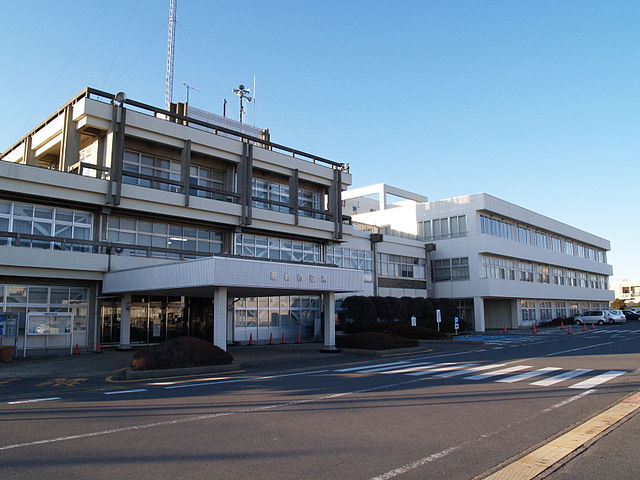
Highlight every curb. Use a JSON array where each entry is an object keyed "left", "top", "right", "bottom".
[
  {"left": 126, "top": 363, "right": 242, "bottom": 380},
  {"left": 339, "top": 346, "right": 435, "bottom": 356}
]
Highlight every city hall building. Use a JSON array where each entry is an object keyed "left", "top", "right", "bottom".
[
  {"left": 0, "top": 88, "right": 362, "bottom": 355},
  {"left": 0, "top": 88, "right": 615, "bottom": 355}
]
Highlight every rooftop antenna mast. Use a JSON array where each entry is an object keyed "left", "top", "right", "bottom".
[
  {"left": 164, "top": 0, "right": 177, "bottom": 108},
  {"left": 232, "top": 84, "right": 252, "bottom": 123}
]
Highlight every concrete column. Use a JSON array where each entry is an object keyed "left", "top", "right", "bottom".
[
  {"left": 118, "top": 294, "right": 132, "bottom": 349},
  {"left": 213, "top": 287, "right": 228, "bottom": 351},
  {"left": 473, "top": 296, "right": 485, "bottom": 332},
  {"left": 320, "top": 292, "right": 338, "bottom": 352}
]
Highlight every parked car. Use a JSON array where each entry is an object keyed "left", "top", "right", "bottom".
[
  {"left": 574, "top": 310, "right": 626, "bottom": 325},
  {"left": 622, "top": 310, "right": 640, "bottom": 321}
]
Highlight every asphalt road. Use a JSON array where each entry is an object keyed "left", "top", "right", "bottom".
[{"left": 1, "top": 323, "right": 639, "bottom": 480}]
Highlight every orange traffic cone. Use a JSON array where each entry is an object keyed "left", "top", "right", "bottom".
[
  {"left": 280, "top": 332, "right": 286, "bottom": 344},
  {"left": 95, "top": 343, "right": 102, "bottom": 353},
  {"left": 295, "top": 332, "right": 302, "bottom": 344},
  {"left": 567, "top": 325, "right": 573, "bottom": 334},
  {"left": 531, "top": 323, "right": 537, "bottom": 334},
  {"left": 560, "top": 321, "right": 564, "bottom": 330},
  {"left": 268, "top": 333, "right": 274, "bottom": 345},
  {"left": 591, "top": 322, "right": 596, "bottom": 330},
  {"left": 73, "top": 344, "right": 80, "bottom": 354},
  {"left": 247, "top": 333, "right": 254, "bottom": 346}
]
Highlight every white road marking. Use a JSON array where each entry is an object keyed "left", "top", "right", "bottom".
[
  {"left": 359, "top": 362, "right": 432, "bottom": 373},
  {"left": 335, "top": 361, "right": 409, "bottom": 372},
  {"left": 433, "top": 363, "right": 507, "bottom": 378},
  {"left": 496, "top": 367, "right": 562, "bottom": 383},
  {"left": 407, "top": 363, "right": 479, "bottom": 376},
  {"left": 165, "top": 369, "right": 329, "bottom": 390},
  {"left": 569, "top": 370, "right": 627, "bottom": 390},
  {"left": 531, "top": 369, "right": 593, "bottom": 386},
  {"left": 464, "top": 365, "right": 531, "bottom": 380},
  {"left": 543, "top": 341, "right": 614, "bottom": 357},
  {"left": 542, "top": 389, "right": 596, "bottom": 412},
  {"left": 7, "top": 397, "right": 61, "bottom": 405},
  {"left": 104, "top": 389, "right": 147, "bottom": 395}
]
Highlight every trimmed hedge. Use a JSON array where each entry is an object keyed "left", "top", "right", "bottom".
[
  {"left": 340, "top": 295, "right": 465, "bottom": 334},
  {"left": 131, "top": 336, "right": 233, "bottom": 371},
  {"left": 336, "top": 332, "right": 419, "bottom": 350}
]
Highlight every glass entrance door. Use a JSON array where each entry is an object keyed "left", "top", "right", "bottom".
[
  {"left": 130, "top": 305, "right": 149, "bottom": 343},
  {"left": 99, "top": 298, "right": 120, "bottom": 344}
]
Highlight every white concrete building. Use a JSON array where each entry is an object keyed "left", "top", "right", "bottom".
[
  {"left": 610, "top": 279, "right": 640, "bottom": 306},
  {"left": 0, "top": 88, "right": 363, "bottom": 355},
  {"left": 343, "top": 186, "right": 614, "bottom": 331}
]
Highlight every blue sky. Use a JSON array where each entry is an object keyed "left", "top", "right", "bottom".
[{"left": 1, "top": 0, "right": 638, "bottom": 279}]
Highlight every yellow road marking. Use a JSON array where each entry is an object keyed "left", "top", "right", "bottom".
[
  {"left": 36, "top": 378, "right": 88, "bottom": 388},
  {"left": 0, "top": 378, "right": 20, "bottom": 386},
  {"left": 105, "top": 369, "right": 246, "bottom": 383},
  {"left": 484, "top": 391, "right": 640, "bottom": 480}
]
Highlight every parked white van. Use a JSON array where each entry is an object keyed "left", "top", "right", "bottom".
[{"left": 574, "top": 310, "right": 626, "bottom": 325}]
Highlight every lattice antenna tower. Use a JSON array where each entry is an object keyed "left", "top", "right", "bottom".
[{"left": 164, "top": 0, "right": 177, "bottom": 108}]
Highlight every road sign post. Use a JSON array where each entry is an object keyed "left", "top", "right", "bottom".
[
  {"left": 436, "top": 309, "right": 441, "bottom": 332},
  {"left": 454, "top": 316, "right": 459, "bottom": 335}
]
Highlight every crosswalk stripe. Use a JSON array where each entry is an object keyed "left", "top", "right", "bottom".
[
  {"left": 569, "top": 370, "right": 627, "bottom": 390},
  {"left": 407, "top": 363, "right": 478, "bottom": 376},
  {"left": 496, "top": 367, "right": 563, "bottom": 383},
  {"left": 335, "top": 360, "right": 409, "bottom": 372},
  {"left": 386, "top": 362, "right": 454, "bottom": 375},
  {"left": 362, "top": 362, "right": 433, "bottom": 373},
  {"left": 531, "top": 369, "right": 593, "bottom": 386},
  {"left": 464, "top": 365, "right": 532, "bottom": 380},
  {"left": 433, "top": 363, "right": 507, "bottom": 378}
]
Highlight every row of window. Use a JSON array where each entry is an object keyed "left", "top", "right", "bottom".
[
  {"left": 234, "top": 233, "right": 321, "bottom": 263},
  {"left": 432, "top": 257, "right": 470, "bottom": 282},
  {"left": 0, "top": 200, "right": 92, "bottom": 251},
  {"left": 520, "top": 300, "right": 609, "bottom": 322},
  {"left": 0, "top": 284, "right": 90, "bottom": 334},
  {"left": 419, "top": 215, "right": 467, "bottom": 241},
  {"left": 480, "top": 215, "right": 607, "bottom": 263},
  {"left": 378, "top": 253, "right": 426, "bottom": 279},
  {"left": 326, "top": 247, "right": 373, "bottom": 272},
  {"left": 481, "top": 256, "right": 608, "bottom": 289},
  {"left": 123, "top": 150, "right": 324, "bottom": 216},
  {"left": 106, "top": 217, "right": 223, "bottom": 258},
  {"left": 233, "top": 296, "right": 320, "bottom": 329}
]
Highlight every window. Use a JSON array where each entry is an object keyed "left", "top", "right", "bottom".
[
  {"left": 536, "top": 232, "right": 548, "bottom": 249},
  {"left": 552, "top": 268, "right": 564, "bottom": 285},
  {"left": 519, "top": 262, "right": 534, "bottom": 282},
  {"left": 516, "top": 226, "right": 531, "bottom": 244},
  {"left": 235, "top": 234, "right": 320, "bottom": 263},
  {"left": 298, "top": 189, "right": 322, "bottom": 218},
  {"left": 521, "top": 300, "right": 536, "bottom": 323},
  {"left": 481, "top": 256, "right": 515, "bottom": 280},
  {"left": 123, "top": 150, "right": 181, "bottom": 192},
  {"left": 189, "top": 165, "right": 225, "bottom": 199},
  {"left": 0, "top": 200, "right": 92, "bottom": 252},
  {"left": 326, "top": 247, "right": 373, "bottom": 272},
  {"left": 107, "top": 217, "right": 222, "bottom": 258},
  {"left": 379, "top": 254, "right": 426, "bottom": 279},
  {"left": 421, "top": 215, "right": 467, "bottom": 240},
  {"left": 431, "top": 257, "right": 469, "bottom": 282},
  {"left": 551, "top": 237, "right": 562, "bottom": 252},
  {"left": 539, "top": 301, "right": 553, "bottom": 321},
  {"left": 536, "top": 265, "right": 550, "bottom": 283},
  {"left": 480, "top": 215, "right": 512, "bottom": 240}
]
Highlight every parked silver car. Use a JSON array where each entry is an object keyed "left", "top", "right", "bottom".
[{"left": 574, "top": 310, "right": 626, "bottom": 325}]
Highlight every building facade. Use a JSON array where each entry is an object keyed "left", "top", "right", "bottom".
[
  {"left": 610, "top": 279, "right": 640, "bottom": 306},
  {"left": 343, "top": 186, "right": 614, "bottom": 331},
  {"left": 0, "top": 88, "right": 363, "bottom": 355}
]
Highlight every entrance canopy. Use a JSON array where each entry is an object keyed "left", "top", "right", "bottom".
[{"left": 102, "top": 256, "right": 365, "bottom": 297}]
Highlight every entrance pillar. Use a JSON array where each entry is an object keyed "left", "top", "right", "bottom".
[
  {"left": 118, "top": 293, "right": 132, "bottom": 350},
  {"left": 473, "top": 296, "right": 485, "bottom": 332},
  {"left": 320, "top": 291, "right": 339, "bottom": 352},
  {"left": 213, "top": 287, "right": 228, "bottom": 351}
]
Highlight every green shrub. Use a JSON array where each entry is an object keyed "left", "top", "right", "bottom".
[
  {"left": 385, "top": 296, "right": 408, "bottom": 321},
  {"left": 371, "top": 296, "right": 393, "bottom": 321},
  {"left": 341, "top": 296, "right": 377, "bottom": 330},
  {"left": 131, "top": 336, "right": 233, "bottom": 371},
  {"left": 336, "top": 332, "right": 419, "bottom": 350}
]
